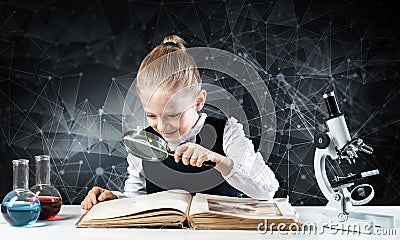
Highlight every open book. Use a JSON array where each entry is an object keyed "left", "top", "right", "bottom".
[{"left": 76, "top": 189, "right": 300, "bottom": 230}]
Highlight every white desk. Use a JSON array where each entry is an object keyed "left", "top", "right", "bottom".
[{"left": 1, "top": 205, "right": 399, "bottom": 240}]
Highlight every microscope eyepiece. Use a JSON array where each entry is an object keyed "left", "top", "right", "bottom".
[{"left": 323, "top": 91, "right": 342, "bottom": 118}]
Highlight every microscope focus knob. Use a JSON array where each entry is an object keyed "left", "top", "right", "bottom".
[{"left": 314, "top": 132, "right": 330, "bottom": 149}]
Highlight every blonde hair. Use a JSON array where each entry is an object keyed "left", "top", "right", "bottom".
[{"left": 136, "top": 35, "right": 201, "bottom": 97}]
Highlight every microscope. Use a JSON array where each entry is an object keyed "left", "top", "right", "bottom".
[{"left": 313, "top": 91, "right": 395, "bottom": 233}]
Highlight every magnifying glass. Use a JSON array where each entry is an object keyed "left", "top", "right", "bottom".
[{"left": 122, "top": 129, "right": 216, "bottom": 167}]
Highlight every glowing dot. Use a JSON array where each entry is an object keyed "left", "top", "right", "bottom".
[
  {"left": 60, "top": 170, "right": 65, "bottom": 175},
  {"left": 286, "top": 143, "right": 292, "bottom": 150},
  {"left": 79, "top": 160, "right": 83, "bottom": 165},
  {"left": 301, "top": 174, "right": 306, "bottom": 180},
  {"left": 96, "top": 167, "right": 104, "bottom": 176},
  {"left": 276, "top": 73, "right": 285, "bottom": 81}
]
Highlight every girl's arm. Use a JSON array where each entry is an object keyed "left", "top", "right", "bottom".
[
  {"left": 111, "top": 154, "right": 147, "bottom": 198},
  {"left": 222, "top": 117, "right": 280, "bottom": 200}
]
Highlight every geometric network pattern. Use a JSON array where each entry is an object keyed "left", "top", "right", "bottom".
[{"left": 0, "top": 0, "right": 399, "bottom": 205}]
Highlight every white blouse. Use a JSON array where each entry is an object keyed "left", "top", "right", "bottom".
[{"left": 113, "top": 113, "right": 279, "bottom": 200}]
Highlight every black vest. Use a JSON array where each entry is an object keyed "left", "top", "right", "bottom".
[{"left": 142, "top": 116, "right": 247, "bottom": 198}]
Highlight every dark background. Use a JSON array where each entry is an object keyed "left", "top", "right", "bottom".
[{"left": 0, "top": 0, "right": 399, "bottom": 205}]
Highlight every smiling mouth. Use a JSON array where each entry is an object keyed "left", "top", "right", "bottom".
[{"left": 163, "top": 130, "right": 178, "bottom": 136}]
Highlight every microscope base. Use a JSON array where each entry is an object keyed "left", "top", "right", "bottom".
[{"left": 318, "top": 206, "right": 395, "bottom": 234}]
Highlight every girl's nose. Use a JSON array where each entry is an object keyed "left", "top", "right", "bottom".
[
  {"left": 157, "top": 118, "right": 170, "bottom": 132},
  {"left": 156, "top": 120, "right": 164, "bottom": 132}
]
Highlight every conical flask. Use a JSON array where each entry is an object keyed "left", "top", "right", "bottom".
[
  {"left": 29, "top": 155, "right": 62, "bottom": 220},
  {"left": 1, "top": 159, "right": 41, "bottom": 226}
]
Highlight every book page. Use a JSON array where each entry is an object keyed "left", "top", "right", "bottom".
[
  {"left": 82, "top": 189, "right": 191, "bottom": 221},
  {"left": 189, "top": 193, "right": 297, "bottom": 219}
]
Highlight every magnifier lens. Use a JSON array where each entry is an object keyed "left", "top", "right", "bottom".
[
  {"left": 123, "top": 131, "right": 169, "bottom": 161},
  {"left": 122, "top": 129, "right": 216, "bottom": 167}
]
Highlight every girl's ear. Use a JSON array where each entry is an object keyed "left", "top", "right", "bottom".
[{"left": 195, "top": 90, "right": 207, "bottom": 111}]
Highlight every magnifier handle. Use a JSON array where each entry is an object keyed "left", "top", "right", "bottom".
[
  {"left": 202, "top": 161, "right": 216, "bottom": 167},
  {"left": 169, "top": 153, "right": 216, "bottom": 167}
]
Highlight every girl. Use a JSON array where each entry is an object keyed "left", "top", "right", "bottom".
[{"left": 81, "top": 35, "right": 279, "bottom": 210}]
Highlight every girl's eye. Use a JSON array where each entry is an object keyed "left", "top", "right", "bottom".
[
  {"left": 167, "top": 113, "right": 179, "bottom": 118},
  {"left": 146, "top": 113, "right": 180, "bottom": 118}
]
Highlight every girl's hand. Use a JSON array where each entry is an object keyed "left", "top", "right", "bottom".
[
  {"left": 174, "top": 142, "right": 233, "bottom": 175},
  {"left": 81, "top": 186, "right": 117, "bottom": 210}
]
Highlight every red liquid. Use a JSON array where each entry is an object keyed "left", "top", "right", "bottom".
[{"left": 37, "top": 196, "right": 62, "bottom": 220}]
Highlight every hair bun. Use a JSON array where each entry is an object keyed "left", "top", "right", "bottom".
[{"left": 161, "top": 35, "right": 186, "bottom": 50}]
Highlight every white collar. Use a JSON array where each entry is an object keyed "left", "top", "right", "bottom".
[{"left": 166, "top": 113, "right": 207, "bottom": 151}]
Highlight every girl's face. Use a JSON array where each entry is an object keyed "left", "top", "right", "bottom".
[{"left": 140, "top": 88, "right": 206, "bottom": 142}]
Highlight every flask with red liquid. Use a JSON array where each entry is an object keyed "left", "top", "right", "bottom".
[{"left": 30, "top": 155, "right": 62, "bottom": 220}]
